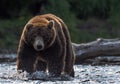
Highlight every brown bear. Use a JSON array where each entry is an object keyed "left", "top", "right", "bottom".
[{"left": 16, "top": 14, "right": 75, "bottom": 77}]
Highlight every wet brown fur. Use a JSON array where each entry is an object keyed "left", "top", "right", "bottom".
[{"left": 17, "top": 14, "right": 75, "bottom": 77}]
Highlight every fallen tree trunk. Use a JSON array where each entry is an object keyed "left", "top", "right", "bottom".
[
  {"left": 1, "top": 38, "right": 120, "bottom": 65},
  {"left": 73, "top": 38, "right": 120, "bottom": 64}
]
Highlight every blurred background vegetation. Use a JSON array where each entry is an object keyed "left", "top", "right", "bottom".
[{"left": 0, "top": 0, "right": 120, "bottom": 52}]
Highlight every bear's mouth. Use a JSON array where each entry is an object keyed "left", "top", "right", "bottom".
[{"left": 33, "top": 36, "right": 44, "bottom": 51}]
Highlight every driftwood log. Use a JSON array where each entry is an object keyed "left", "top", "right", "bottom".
[
  {"left": 0, "top": 38, "right": 120, "bottom": 65},
  {"left": 73, "top": 38, "right": 120, "bottom": 64}
]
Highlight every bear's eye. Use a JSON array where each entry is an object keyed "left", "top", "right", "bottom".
[
  {"left": 38, "top": 28, "right": 41, "bottom": 31},
  {"left": 44, "top": 36, "right": 50, "bottom": 42}
]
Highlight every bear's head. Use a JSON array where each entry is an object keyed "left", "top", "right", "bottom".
[{"left": 25, "top": 18, "right": 56, "bottom": 51}]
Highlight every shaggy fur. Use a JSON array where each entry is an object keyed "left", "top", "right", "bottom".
[{"left": 17, "top": 14, "right": 75, "bottom": 77}]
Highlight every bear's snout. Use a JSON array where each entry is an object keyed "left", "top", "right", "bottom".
[
  {"left": 37, "top": 44, "right": 42, "bottom": 50},
  {"left": 33, "top": 36, "right": 44, "bottom": 51}
]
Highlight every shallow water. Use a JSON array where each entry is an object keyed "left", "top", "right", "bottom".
[{"left": 0, "top": 62, "right": 120, "bottom": 84}]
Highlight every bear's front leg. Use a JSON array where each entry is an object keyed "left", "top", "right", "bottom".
[
  {"left": 17, "top": 42, "right": 37, "bottom": 74},
  {"left": 48, "top": 60, "right": 64, "bottom": 77},
  {"left": 17, "top": 56, "right": 36, "bottom": 74}
]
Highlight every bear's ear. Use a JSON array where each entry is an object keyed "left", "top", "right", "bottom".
[
  {"left": 26, "top": 24, "right": 33, "bottom": 31},
  {"left": 48, "top": 20, "right": 54, "bottom": 29}
]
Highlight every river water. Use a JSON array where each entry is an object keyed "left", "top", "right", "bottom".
[{"left": 0, "top": 55, "right": 120, "bottom": 84}]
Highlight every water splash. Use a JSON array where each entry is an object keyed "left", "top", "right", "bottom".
[{"left": 0, "top": 62, "right": 120, "bottom": 84}]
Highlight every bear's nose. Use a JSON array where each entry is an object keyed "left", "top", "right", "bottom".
[{"left": 37, "top": 45, "right": 42, "bottom": 49}]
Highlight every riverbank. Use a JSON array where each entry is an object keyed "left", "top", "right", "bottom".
[{"left": 0, "top": 62, "right": 120, "bottom": 84}]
